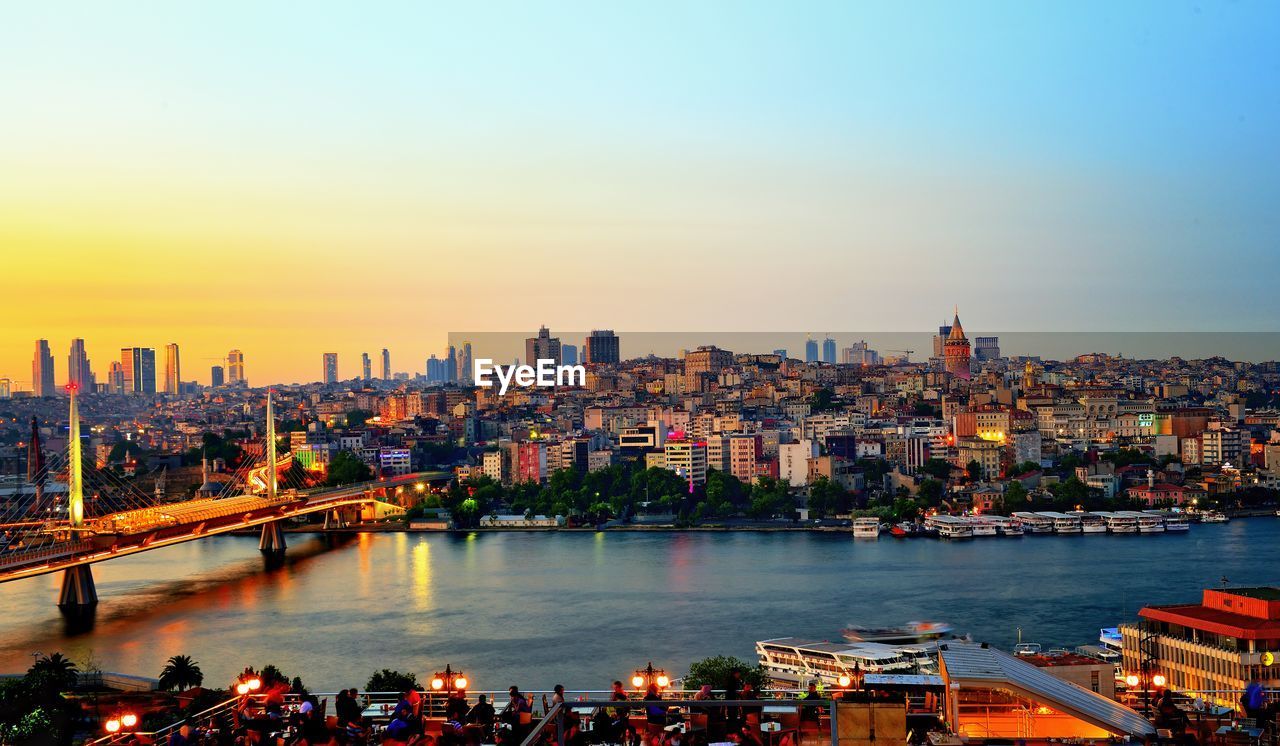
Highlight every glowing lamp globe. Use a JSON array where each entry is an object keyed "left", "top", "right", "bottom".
[{"left": 631, "top": 675, "right": 645, "bottom": 688}]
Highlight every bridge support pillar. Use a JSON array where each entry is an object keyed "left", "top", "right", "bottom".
[
  {"left": 259, "top": 521, "right": 286, "bottom": 554},
  {"left": 57, "top": 565, "right": 98, "bottom": 608}
]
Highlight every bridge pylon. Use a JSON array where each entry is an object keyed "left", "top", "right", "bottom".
[
  {"left": 57, "top": 565, "right": 98, "bottom": 607},
  {"left": 259, "top": 521, "right": 286, "bottom": 554}
]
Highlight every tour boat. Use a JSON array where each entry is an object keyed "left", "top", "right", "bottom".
[
  {"left": 1072, "top": 512, "right": 1108, "bottom": 534},
  {"left": 756, "top": 637, "right": 915, "bottom": 687},
  {"left": 1147, "top": 511, "right": 1189, "bottom": 532},
  {"left": 1200, "top": 511, "right": 1229, "bottom": 523},
  {"left": 1011, "top": 512, "right": 1054, "bottom": 534},
  {"left": 1096, "top": 511, "right": 1138, "bottom": 533},
  {"left": 979, "top": 516, "right": 1023, "bottom": 537},
  {"left": 1042, "top": 511, "right": 1082, "bottom": 533},
  {"left": 841, "top": 621, "right": 955, "bottom": 644},
  {"left": 852, "top": 517, "right": 882, "bottom": 538},
  {"left": 926, "top": 515, "right": 973, "bottom": 539},
  {"left": 1131, "top": 511, "right": 1165, "bottom": 533},
  {"left": 966, "top": 517, "right": 999, "bottom": 537},
  {"left": 1013, "top": 642, "right": 1043, "bottom": 656}
]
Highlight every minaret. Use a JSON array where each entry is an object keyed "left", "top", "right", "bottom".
[
  {"left": 265, "top": 389, "right": 277, "bottom": 501},
  {"left": 68, "top": 385, "right": 84, "bottom": 527}
]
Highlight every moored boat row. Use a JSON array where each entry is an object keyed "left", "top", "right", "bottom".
[{"left": 861, "top": 509, "right": 1202, "bottom": 539}]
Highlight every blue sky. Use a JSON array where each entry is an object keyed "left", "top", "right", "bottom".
[{"left": 2, "top": 1, "right": 1278, "bottom": 382}]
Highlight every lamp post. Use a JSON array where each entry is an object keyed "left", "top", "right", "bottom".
[
  {"left": 104, "top": 711, "right": 139, "bottom": 738},
  {"left": 431, "top": 664, "right": 468, "bottom": 693},
  {"left": 631, "top": 662, "right": 670, "bottom": 691}
]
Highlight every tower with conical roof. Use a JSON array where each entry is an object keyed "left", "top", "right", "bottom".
[{"left": 944, "top": 308, "right": 971, "bottom": 380}]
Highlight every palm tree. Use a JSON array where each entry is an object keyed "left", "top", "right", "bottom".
[
  {"left": 28, "top": 653, "right": 80, "bottom": 691},
  {"left": 158, "top": 655, "right": 204, "bottom": 691}
]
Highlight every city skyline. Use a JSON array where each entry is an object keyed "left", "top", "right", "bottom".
[{"left": 4, "top": 3, "right": 1280, "bottom": 385}]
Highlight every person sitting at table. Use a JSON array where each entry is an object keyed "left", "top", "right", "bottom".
[
  {"left": 644, "top": 684, "right": 668, "bottom": 737},
  {"left": 738, "top": 683, "right": 762, "bottom": 733},
  {"left": 464, "top": 694, "right": 496, "bottom": 744},
  {"left": 798, "top": 682, "right": 824, "bottom": 728}
]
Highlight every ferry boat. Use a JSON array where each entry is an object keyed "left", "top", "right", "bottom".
[
  {"left": 852, "top": 517, "right": 882, "bottom": 538},
  {"left": 841, "top": 621, "right": 954, "bottom": 644},
  {"left": 756, "top": 637, "right": 915, "bottom": 687},
  {"left": 1011, "top": 512, "right": 1054, "bottom": 534},
  {"left": 1096, "top": 511, "right": 1138, "bottom": 533},
  {"left": 1072, "top": 512, "right": 1108, "bottom": 534},
  {"left": 1039, "top": 511, "right": 1082, "bottom": 534},
  {"left": 925, "top": 515, "right": 973, "bottom": 539},
  {"left": 1199, "top": 511, "right": 1229, "bottom": 523},
  {"left": 1146, "top": 510, "right": 1189, "bottom": 532},
  {"left": 966, "top": 517, "right": 999, "bottom": 537},
  {"left": 1127, "top": 511, "right": 1165, "bottom": 533},
  {"left": 979, "top": 515, "right": 1023, "bottom": 537},
  {"left": 1013, "top": 642, "right": 1043, "bottom": 656}
]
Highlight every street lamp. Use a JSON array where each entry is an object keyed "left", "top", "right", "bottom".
[
  {"left": 105, "top": 711, "right": 139, "bottom": 735},
  {"left": 431, "top": 664, "right": 467, "bottom": 692},
  {"left": 631, "top": 662, "right": 669, "bottom": 691}
]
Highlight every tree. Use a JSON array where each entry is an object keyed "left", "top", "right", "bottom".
[
  {"left": 807, "top": 476, "right": 848, "bottom": 518},
  {"left": 808, "top": 388, "right": 837, "bottom": 411},
  {"left": 27, "top": 653, "right": 78, "bottom": 692},
  {"left": 684, "top": 656, "right": 767, "bottom": 690},
  {"left": 1004, "top": 481, "right": 1029, "bottom": 508},
  {"left": 346, "top": 409, "right": 374, "bottom": 429},
  {"left": 918, "top": 458, "right": 952, "bottom": 481},
  {"left": 158, "top": 655, "right": 204, "bottom": 692},
  {"left": 965, "top": 460, "right": 983, "bottom": 482},
  {"left": 325, "top": 451, "right": 373, "bottom": 487},
  {"left": 367, "top": 669, "right": 419, "bottom": 693},
  {"left": 916, "top": 479, "right": 944, "bottom": 506}
]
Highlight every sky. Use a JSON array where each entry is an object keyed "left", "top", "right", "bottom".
[{"left": 2, "top": 1, "right": 1278, "bottom": 386}]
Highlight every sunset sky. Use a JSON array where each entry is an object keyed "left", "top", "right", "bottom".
[{"left": 3, "top": 2, "right": 1278, "bottom": 386}]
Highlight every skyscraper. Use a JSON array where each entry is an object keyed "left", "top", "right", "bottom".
[
  {"left": 944, "top": 309, "right": 972, "bottom": 380},
  {"left": 323, "top": 353, "right": 339, "bottom": 384},
  {"left": 804, "top": 338, "right": 819, "bottom": 363},
  {"left": 562, "top": 344, "right": 578, "bottom": 366},
  {"left": 210, "top": 365, "right": 225, "bottom": 387},
  {"left": 381, "top": 348, "right": 391, "bottom": 380},
  {"left": 33, "top": 340, "right": 55, "bottom": 396},
  {"left": 446, "top": 345, "right": 458, "bottom": 383},
  {"left": 108, "top": 361, "right": 126, "bottom": 394},
  {"left": 120, "top": 347, "right": 157, "bottom": 394},
  {"left": 583, "top": 330, "right": 620, "bottom": 365},
  {"left": 821, "top": 336, "right": 837, "bottom": 364},
  {"left": 458, "top": 343, "right": 473, "bottom": 384},
  {"left": 227, "top": 349, "right": 245, "bottom": 384},
  {"left": 526, "top": 326, "right": 562, "bottom": 365},
  {"left": 362, "top": 352, "right": 372, "bottom": 380},
  {"left": 164, "top": 343, "right": 181, "bottom": 394},
  {"left": 67, "top": 338, "right": 93, "bottom": 392}
]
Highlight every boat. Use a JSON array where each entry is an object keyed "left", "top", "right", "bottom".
[
  {"left": 966, "top": 517, "right": 999, "bottom": 537},
  {"left": 853, "top": 517, "right": 882, "bottom": 538},
  {"left": 841, "top": 621, "right": 955, "bottom": 644},
  {"left": 1039, "top": 511, "right": 1082, "bottom": 534},
  {"left": 1011, "top": 512, "right": 1054, "bottom": 534},
  {"left": 1072, "top": 512, "right": 1108, "bottom": 534},
  {"left": 889, "top": 523, "right": 911, "bottom": 538},
  {"left": 756, "top": 637, "right": 915, "bottom": 687},
  {"left": 925, "top": 515, "right": 973, "bottom": 539},
  {"left": 1147, "top": 510, "right": 1189, "bottom": 532},
  {"left": 979, "top": 515, "right": 1023, "bottom": 537},
  {"left": 1129, "top": 511, "right": 1165, "bottom": 533},
  {"left": 1074, "top": 644, "right": 1122, "bottom": 665},
  {"left": 1013, "top": 642, "right": 1043, "bottom": 656},
  {"left": 1095, "top": 511, "right": 1138, "bottom": 534},
  {"left": 1200, "top": 511, "right": 1229, "bottom": 523}
]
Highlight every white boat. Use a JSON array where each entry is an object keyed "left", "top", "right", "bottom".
[
  {"left": 852, "top": 517, "right": 882, "bottom": 538},
  {"left": 1200, "top": 511, "right": 1229, "bottom": 523},
  {"left": 926, "top": 515, "right": 973, "bottom": 539},
  {"left": 1072, "top": 512, "right": 1108, "bottom": 534},
  {"left": 841, "top": 621, "right": 954, "bottom": 644},
  {"left": 980, "top": 516, "right": 1023, "bottom": 537},
  {"left": 1127, "top": 511, "right": 1165, "bottom": 533},
  {"left": 1013, "top": 642, "right": 1043, "bottom": 656},
  {"left": 1037, "top": 511, "right": 1082, "bottom": 534},
  {"left": 756, "top": 637, "right": 915, "bottom": 687},
  {"left": 966, "top": 517, "right": 999, "bottom": 537},
  {"left": 1096, "top": 511, "right": 1138, "bottom": 534},
  {"left": 1011, "top": 512, "right": 1054, "bottom": 534},
  {"left": 1147, "top": 510, "right": 1189, "bottom": 532}
]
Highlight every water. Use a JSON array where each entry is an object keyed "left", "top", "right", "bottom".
[{"left": 1, "top": 521, "right": 1277, "bottom": 691}]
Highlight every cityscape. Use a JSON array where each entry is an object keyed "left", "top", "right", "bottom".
[{"left": 5, "top": 1, "right": 1280, "bottom": 745}]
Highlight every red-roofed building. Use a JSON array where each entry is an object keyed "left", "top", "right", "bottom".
[
  {"left": 1126, "top": 483, "right": 1192, "bottom": 506},
  {"left": 1120, "top": 587, "right": 1280, "bottom": 700}
]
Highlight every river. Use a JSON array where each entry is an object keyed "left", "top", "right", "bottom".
[{"left": 1, "top": 520, "right": 1276, "bottom": 691}]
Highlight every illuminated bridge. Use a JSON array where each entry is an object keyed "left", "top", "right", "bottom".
[{"left": 0, "top": 389, "right": 450, "bottom": 607}]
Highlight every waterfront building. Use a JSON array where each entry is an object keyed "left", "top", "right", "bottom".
[
  {"left": 1120, "top": 586, "right": 1280, "bottom": 701},
  {"left": 227, "top": 349, "right": 245, "bottom": 384},
  {"left": 583, "top": 330, "right": 620, "bottom": 365},
  {"left": 33, "top": 339, "right": 55, "bottom": 397},
  {"left": 323, "top": 352, "right": 338, "bottom": 384},
  {"left": 525, "top": 326, "right": 562, "bottom": 366},
  {"left": 663, "top": 436, "right": 707, "bottom": 486},
  {"left": 163, "top": 343, "right": 180, "bottom": 395},
  {"left": 779, "top": 439, "right": 817, "bottom": 486}
]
